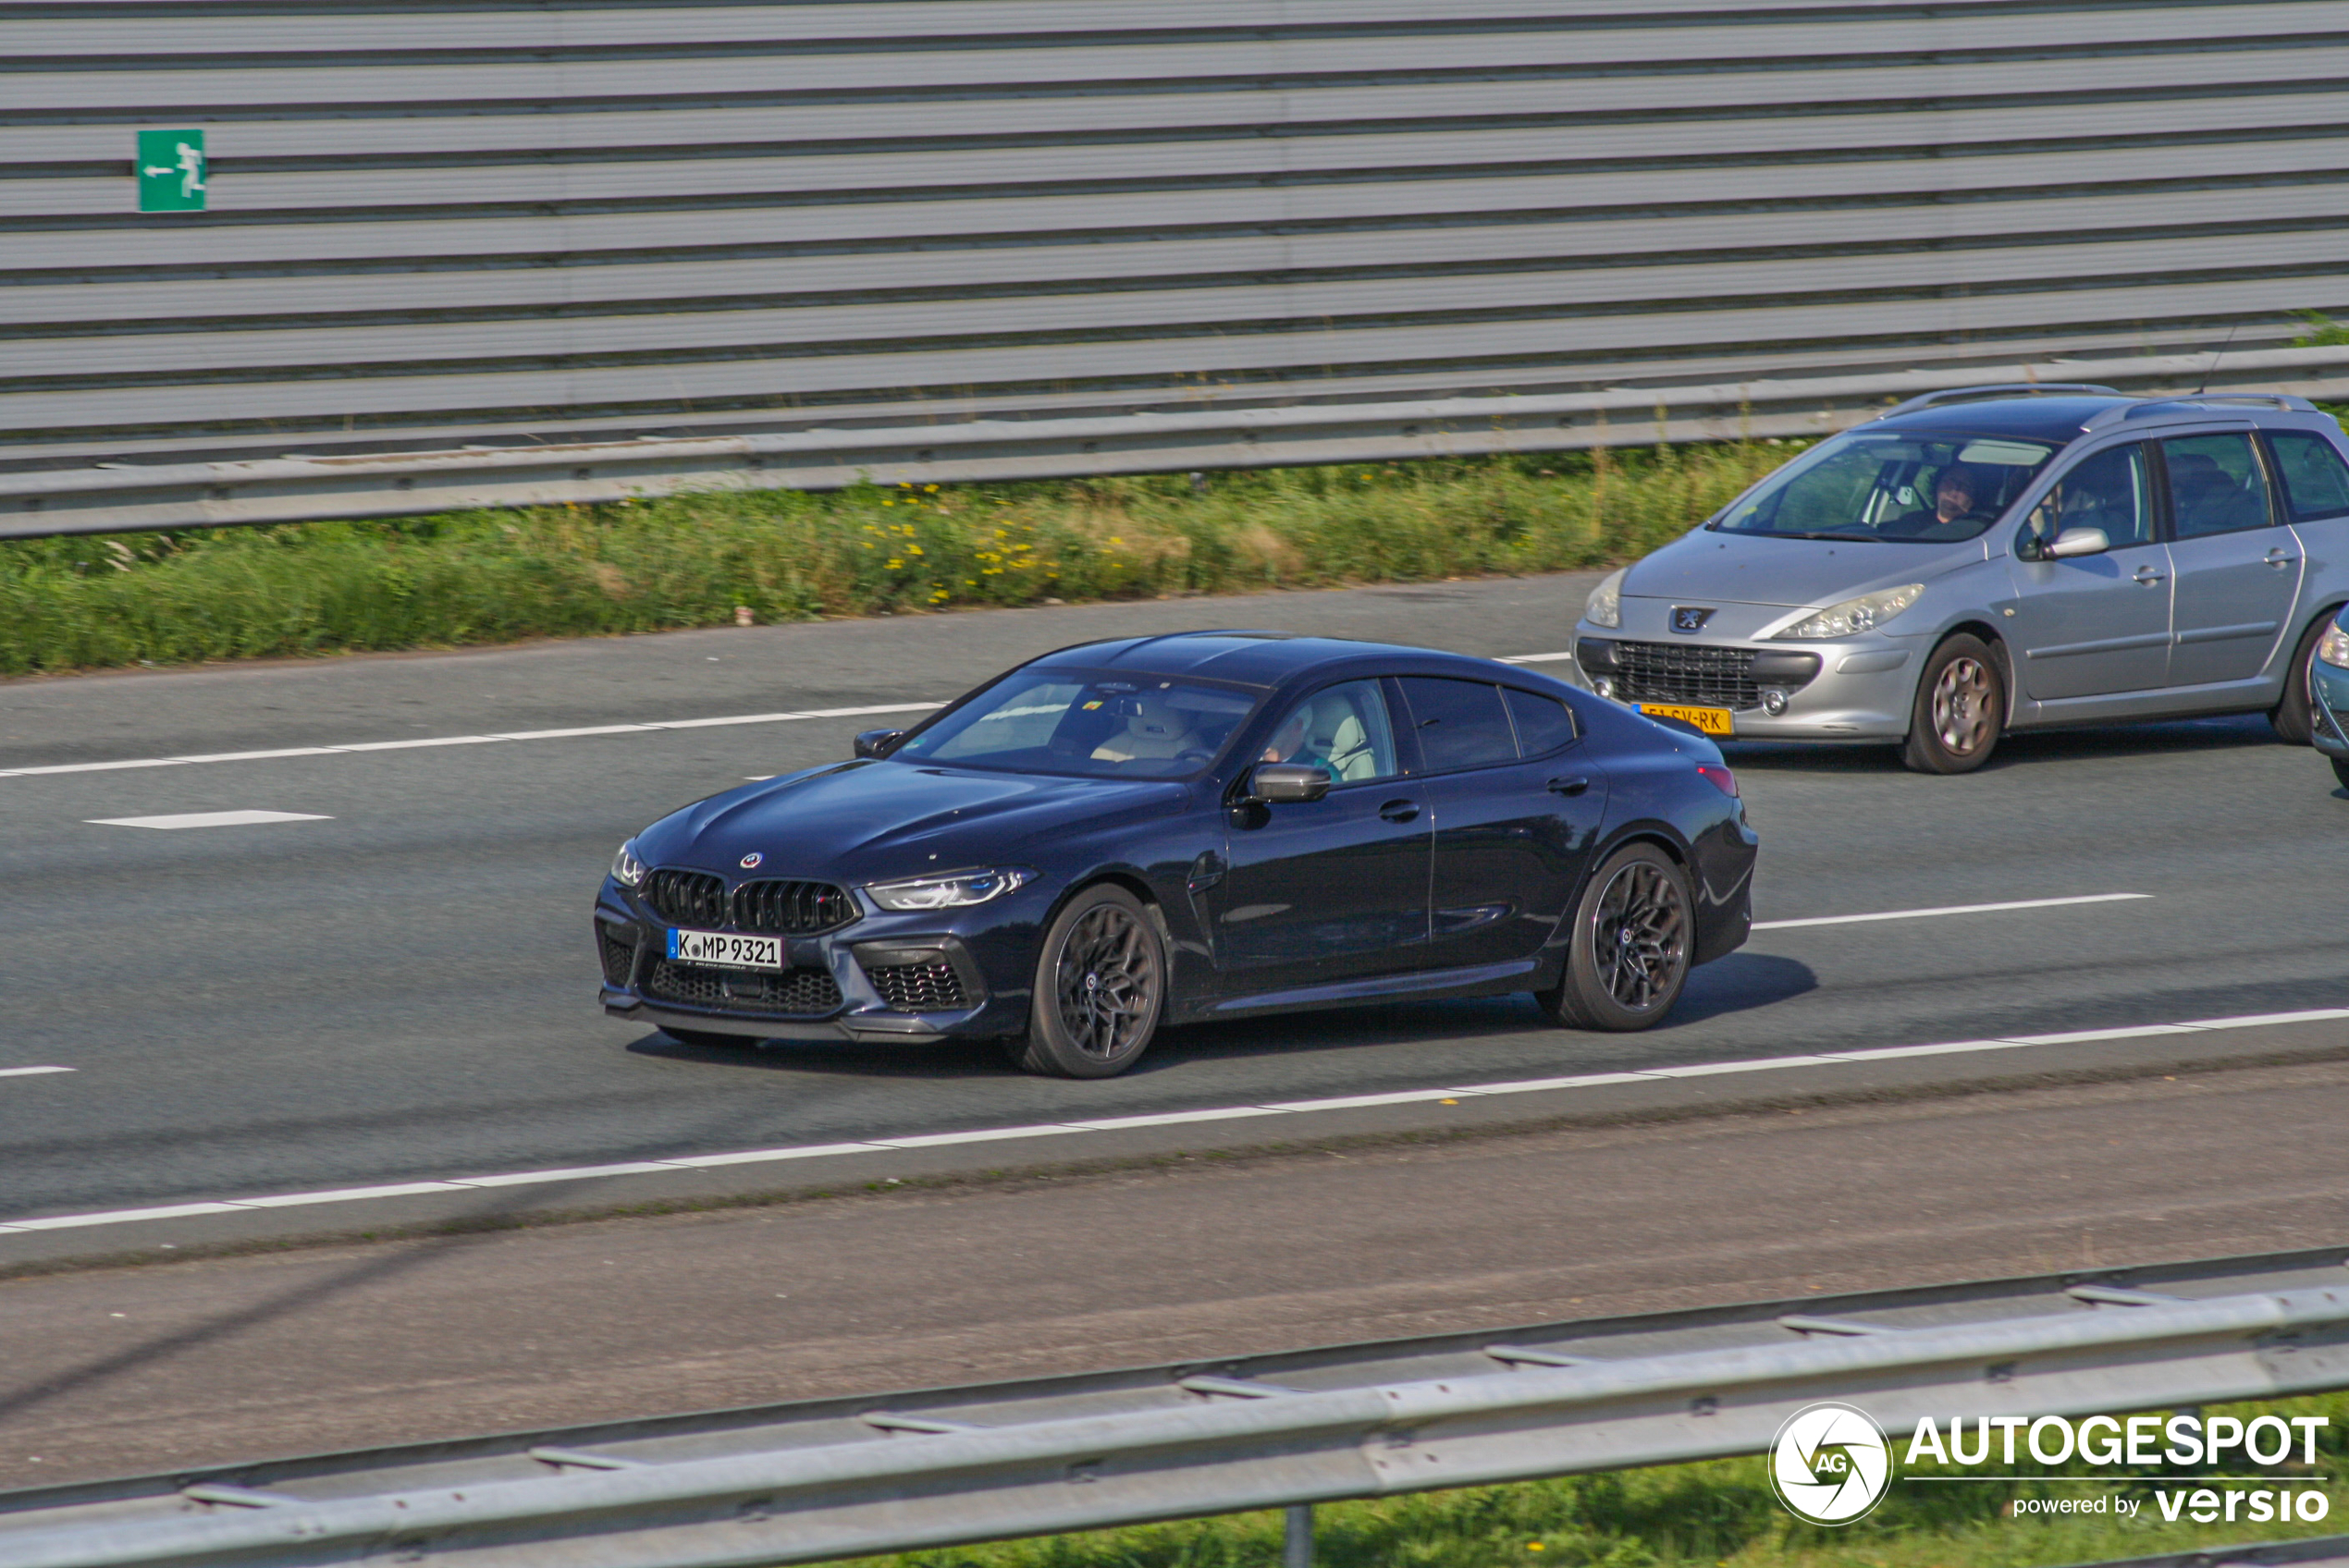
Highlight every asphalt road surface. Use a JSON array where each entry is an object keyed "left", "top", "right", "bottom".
[
  {"left": 6, "top": 1060, "right": 2346, "bottom": 1486},
  {"left": 6, "top": 574, "right": 2348, "bottom": 1227}
]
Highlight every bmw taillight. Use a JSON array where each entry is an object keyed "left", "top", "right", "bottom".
[{"left": 1697, "top": 764, "right": 1738, "bottom": 796}]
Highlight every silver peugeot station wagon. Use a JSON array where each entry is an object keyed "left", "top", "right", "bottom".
[{"left": 1572, "top": 385, "right": 2349, "bottom": 772}]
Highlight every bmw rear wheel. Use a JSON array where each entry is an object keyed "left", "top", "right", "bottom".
[
  {"left": 1010, "top": 884, "right": 1166, "bottom": 1078},
  {"left": 1538, "top": 842, "right": 1691, "bottom": 1032},
  {"left": 1901, "top": 633, "right": 2004, "bottom": 775}
]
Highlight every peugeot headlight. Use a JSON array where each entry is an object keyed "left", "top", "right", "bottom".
[
  {"left": 865, "top": 867, "right": 1035, "bottom": 911},
  {"left": 610, "top": 839, "right": 648, "bottom": 887},
  {"left": 2318, "top": 622, "right": 2349, "bottom": 670},
  {"left": 1585, "top": 569, "right": 1626, "bottom": 630},
  {"left": 1773, "top": 583, "right": 1925, "bottom": 641}
]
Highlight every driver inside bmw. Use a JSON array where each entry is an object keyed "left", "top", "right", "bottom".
[{"left": 1259, "top": 694, "right": 1384, "bottom": 782}]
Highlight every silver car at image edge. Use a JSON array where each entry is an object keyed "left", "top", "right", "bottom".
[{"left": 1572, "top": 384, "right": 2349, "bottom": 772}]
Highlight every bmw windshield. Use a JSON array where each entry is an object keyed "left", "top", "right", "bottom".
[
  {"left": 893, "top": 670, "right": 1262, "bottom": 779},
  {"left": 1715, "top": 432, "right": 2061, "bottom": 543}
]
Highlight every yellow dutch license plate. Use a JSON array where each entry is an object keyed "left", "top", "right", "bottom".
[{"left": 1638, "top": 702, "right": 1734, "bottom": 737}]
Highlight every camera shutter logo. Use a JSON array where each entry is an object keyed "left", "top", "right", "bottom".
[{"left": 1768, "top": 1402, "right": 1893, "bottom": 1525}]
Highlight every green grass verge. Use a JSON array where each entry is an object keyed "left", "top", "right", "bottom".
[
  {"left": 10, "top": 402, "right": 2343, "bottom": 680},
  {"left": 822, "top": 1390, "right": 2330, "bottom": 1568},
  {"left": 836, "top": 1392, "right": 2343, "bottom": 1568},
  {"left": 0, "top": 443, "right": 1786, "bottom": 678}
]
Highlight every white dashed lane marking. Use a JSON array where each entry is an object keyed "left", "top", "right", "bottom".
[
  {"left": 3, "top": 703, "right": 944, "bottom": 782},
  {"left": 86, "top": 810, "right": 333, "bottom": 830},
  {"left": 1752, "top": 893, "right": 2153, "bottom": 931},
  {"left": 0, "top": 1066, "right": 72, "bottom": 1080}
]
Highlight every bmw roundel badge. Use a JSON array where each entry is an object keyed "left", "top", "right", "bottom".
[{"left": 740, "top": 851, "right": 763, "bottom": 869}]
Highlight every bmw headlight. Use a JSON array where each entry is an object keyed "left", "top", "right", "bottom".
[
  {"left": 2319, "top": 623, "right": 2349, "bottom": 670},
  {"left": 865, "top": 867, "right": 1035, "bottom": 911},
  {"left": 1585, "top": 569, "right": 1626, "bottom": 630},
  {"left": 610, "top": 839, "right": 648, "bottom": 887},
  {"left": 1772, "top": 583, "right": 1925, "bottom": 641}
]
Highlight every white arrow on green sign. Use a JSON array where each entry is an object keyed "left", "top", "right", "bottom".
[{"left": 137, "top": 129, "right": 205, "bottom": 212}]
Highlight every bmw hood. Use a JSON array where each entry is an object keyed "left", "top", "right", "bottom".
[
  {"left": 636, "top": 760, "right": 1185, "bottom": 881},
  {"left": 1624, "top": 528, "right": 1975, "bottom": 608}
]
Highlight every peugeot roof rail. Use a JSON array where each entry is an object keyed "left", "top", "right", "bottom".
[
  {"left": 1870, "top": 383, "right": 2125, "bottom": 421},
  {"left": 2080, "top": 392, "right": 2321, "bottom": 430}
]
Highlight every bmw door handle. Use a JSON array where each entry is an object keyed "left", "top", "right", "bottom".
[
  {"left": 1547, "top": 776, "right": 1592, "bottom": 796},
  {"left": 2133, "top": 566, "right": 2166, "bottom": 585},
  {"left": 1378, "top": 799, "right": 1420, "bottom": 823}
]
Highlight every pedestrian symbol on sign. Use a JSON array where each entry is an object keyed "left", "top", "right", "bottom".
[{"left": 137, "top": 129, "right": 205, "bottom": 212}]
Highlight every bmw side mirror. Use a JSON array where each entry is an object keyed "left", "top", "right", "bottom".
[
  {"left": 2046, "top": 526, "right": 2111, "bottom": 559},
  {"left": 854, "top": 728, "right": 906, "bottom": 759},
  {"left": 1249, "top": 763, "right": 1331, "bottom": 803}
]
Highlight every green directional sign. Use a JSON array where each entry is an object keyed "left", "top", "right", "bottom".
[{"left": 137, "top": 129, "right": 205, "bottom": 212}]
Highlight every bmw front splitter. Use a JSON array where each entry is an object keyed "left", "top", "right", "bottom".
[{"left": 600, "top": 987, "right": 982, "bottom": 1044}]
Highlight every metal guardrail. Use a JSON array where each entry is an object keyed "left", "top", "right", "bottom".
[
  {"left": 7, "top": 346, "right": 2349, "bottom": 538},
  {"left": 5, "top": 1247, "right": 2344, "bottom": 1568}
]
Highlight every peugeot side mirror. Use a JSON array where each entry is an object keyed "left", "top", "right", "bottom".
[
  {"left": 2046, "top": 526, "right": 2111, "bottom": 559},
  {"left": 853, "top": 728, "right": 906, "bottom": 759},
  {"left": 1249, "top": 763, "right": 1331, "bottom": 803}
]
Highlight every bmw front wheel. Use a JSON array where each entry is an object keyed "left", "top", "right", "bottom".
[
  {"left": 1010, "top": 884, "right": 1165, "bottom": 1078},
  {"left": 1538, "top": 842, "right": 1691, "bottom": 1032}
]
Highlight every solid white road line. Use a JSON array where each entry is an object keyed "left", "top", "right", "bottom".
[
  {"left": 1752, "top": 893, "right": 2153, "bottom": 931},
  {"left": 0, "top": 703, "right": 944, "bottom": 782},
  {"left": 7, "top": 1005, "right": 2342, "bottom": 1236},
  {"left": 85, "top": 810, "right": 333, "bottom": 830},
  {"left": 0, "top": 1066, "right": 72, "bottom": 1079}
]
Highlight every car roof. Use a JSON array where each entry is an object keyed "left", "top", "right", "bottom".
[
  {"left": 1866, "top": 397, "right": 2129, "bottom": 444},
  {"left": 1027, "top": 631, "right": 1524, "bottom": 688},
  {"left": 1863, "top": 388, "right": 2324, "bottom": 446}
]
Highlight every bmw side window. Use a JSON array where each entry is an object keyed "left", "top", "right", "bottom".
[
  {"left": 1256, "top": 680, "right": 1399, "bottom": 785},
  {"left": 1397, "top": 678, "right": 1518, "bottom": 772},
  {"left": 1502, "top": 688, "right": 1579, "bottom": 756},
  {"left": 2018, "top": 444, "right": 2148, "bottom": 559},
  {"left": 2267, "top": 431, "right": 2349, "bottom": 521},
  {"left": 2163, "top": 432, "right": 2276, "bottom": 539}
]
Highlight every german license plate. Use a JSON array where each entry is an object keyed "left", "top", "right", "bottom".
[
  {"left": 667, "top": 928, "right": 782, "bottom": 970},
  {"left": 1639, "top": 702, "right": 1734, "bottom": 737}
]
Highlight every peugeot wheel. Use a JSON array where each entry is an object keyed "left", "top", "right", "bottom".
[
  {"left": 1011, "top": 884, "right": 1165, "bottom": 1078},
  {"left": 1538, "top": 842, "right": 1692, "bottom": 1032},
  {"left": 2270, "top": 615, "right": 2333, "bottom": 744},
  {"left": 2331, "top": 757, "right": 2349, "bottom": 793},
  {"left": 1901, "top": 634, "right": 2004, "bottom": 774}
]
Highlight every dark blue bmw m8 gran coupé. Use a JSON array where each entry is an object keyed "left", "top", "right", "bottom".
[{"left": 595, "top": 632, "right": 1758, "bottom": 1076}]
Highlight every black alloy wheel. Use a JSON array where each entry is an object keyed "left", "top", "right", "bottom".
[
  {"left": 1902, "top": 633, "right": 2005, "bottom": 774},
  {"left": 1538, "top": 842, "right": 1692, "bottom": 1031},
  {"left": 2269, "top": 614, "right": 2334, "bottom": 745},
  {"left": 1010, "top": 884, "right": 1166, "bottom": 1077}
]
